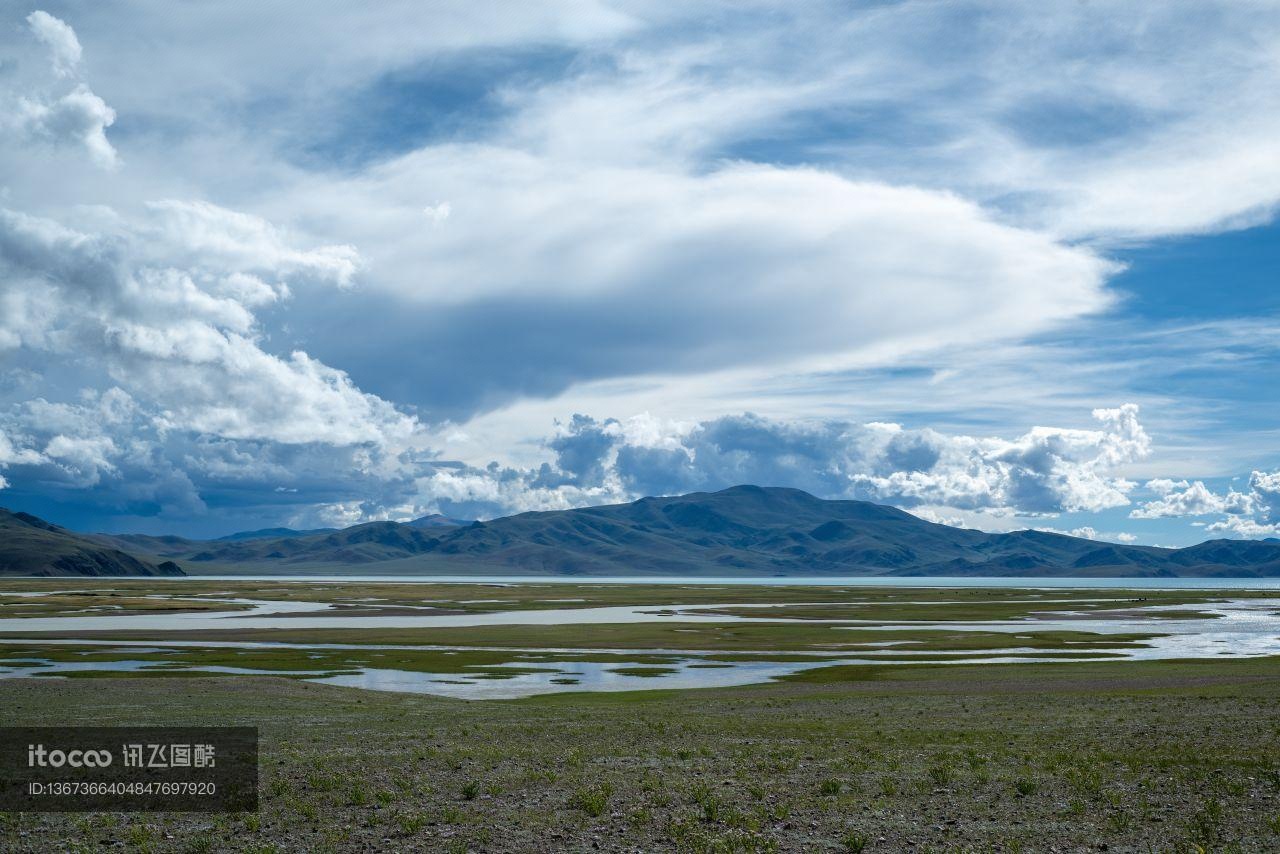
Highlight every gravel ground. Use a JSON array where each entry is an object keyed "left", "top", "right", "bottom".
[{"left": 2, "top": 658, "right": 1280, "bottom": 852}]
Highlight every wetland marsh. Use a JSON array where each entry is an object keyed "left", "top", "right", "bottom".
[{"left": 2, "top": 580, "right": 1279, "bottom": 699}]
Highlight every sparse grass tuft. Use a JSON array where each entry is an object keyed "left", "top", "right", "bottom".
[
  {"left": 569, "top": 782, "right": 614, "bottom": 817},
  {"left": 1185, "top": 797, "right": 1225, "bottom": 849},
  {"left": 397, "top": 811, "right": 429, "bottom": 835},
  {"left": 928, "top": 763, "right": 954, "bottom": 787},
  {"left": 843, "top": 830, "right": 870, "bottom": 853}
]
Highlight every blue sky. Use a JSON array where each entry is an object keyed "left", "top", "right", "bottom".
[{"left": 0, "top": 2, "right": 1277, "bottom": 544}]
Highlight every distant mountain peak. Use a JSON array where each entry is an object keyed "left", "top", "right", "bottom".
[
  {"left": 405, "top": 513, "right": 472, "bottom": 530},
  {"left": 215, "top": 526, "right": 337, "bottom": 542}
]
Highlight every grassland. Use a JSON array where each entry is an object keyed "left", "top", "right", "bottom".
[{"left": 3, "top": 660, "right": 1280, "bottom": 852}]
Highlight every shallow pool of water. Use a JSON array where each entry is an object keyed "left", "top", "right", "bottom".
[
  {"left": 0, "top": 648, "right": 1157, "bottom": 700},
  {"left": 309, "top": 658, "right": 842, "bottom": 699}
]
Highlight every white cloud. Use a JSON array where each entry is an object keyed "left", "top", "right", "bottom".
[
  {"left": 26, "top": 11, "right": 81, "bottom": 78},
  {"left": 846, "top": 405, "right": 1149, "bottom": 515},
  {"left": 422, "top": 202, "right": 451, "bottom": 226},
  {"left": 7, "top": 12, "right": 116, "bottom": 167},
  {"left": 341, "top": 153, "right": 1115, "bottom": 315},
  {"left": 1131, "top": 470, "right": 1280, "bottom": 538},
  {"left": 1209, "top": 519, "right": 1279, "bottom": 538},
  {"left": 1131, "top": 479, "right": 1254, "bottom": 519},
  {"left": 405, "top": 405, "right": 1152, "bottom": 521},
  {"left": 1044, "top": 525, "right": 1098, "bottom": 540},
  {"left": 0, "top": 204, "right": 416, "bottom": 449},
  {"left": 1252, "top": 470, "right": 1280, "bottom": 511},
  {"left": 44, "top": 1, "right": 638, "bottom": 119},
  {"left": 0, "top": 427, "right": 46, "bottom": 489},
  {"left": 1206, "top": 470, "right": 1280, "bottom": 537},
  {"left": 43, "top": 434, "right": 117, "bottom": 486},
  {"left": 296, "top": 501, "right": 370, "bottom": 529},
  {"left": 1033, "top": 526, "right": 1139, "bottom": 544},
  {"left": 279, "top": 152, "right": 1115, "bottom": 411},
  {"left": 1144, "top": 478, "right": 1190, "bottom": 497},
  {"left": 442, "top": 1, "right": 1280, "bottom": 243},
  {"left": 139, "top": 201, "right": 360, "bottom": 289},
  {"left": 0, "top": 392, "right": 200, "bottom": 510},
  {"left": 15, "top": 85, "right": 117, "bottom": 169}
]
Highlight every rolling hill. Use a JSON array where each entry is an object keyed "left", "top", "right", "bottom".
[
  {"left": 60, "top": 485, "right": 1280, "bottom": 578},
  {"left": 386, "top": 485, "right": 1280, "bottom": 577},
  {"left": 95, "top": 513, "right": 472, "bottom": 566},
  {"left": 0, "top": 509, "right": 185, "bottom": 577}
]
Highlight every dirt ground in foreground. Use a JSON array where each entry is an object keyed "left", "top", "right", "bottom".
[{"left": 2, "top": 658, "right": 1280, "bottom": 853}]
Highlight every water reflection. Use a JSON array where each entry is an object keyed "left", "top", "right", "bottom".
[{"left": 310, "top": 659, "right": 834, "bottom": 700}]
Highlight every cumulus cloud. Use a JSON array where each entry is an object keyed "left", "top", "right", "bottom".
[
  {"left": 1131, "top": 479, "right": 1255, "bottom": 519},
  {"left": 0, "top": 393, "right": 133, "bottom": 492},
  {"left": 1253, "top": 470, "right": 1280, "bottom": 515},
  {"left": 0, "top": 203, "right": 416, "bottom": 453},
  {"left": 5, "top": 11, "right": 116, "bottom": 167},
  {"left": 1130, "top": 471, "right": 1280, "bottom": 537},
  {"left": 42, "top": 434, "right": 117, "bottom": 486},
  {"left": 0, "top": 376, "right": 435, "bottom": 529},
  {"left": 16, "top": 85, "right": 117, "bottom": 167},
  {"left": 26, "top": 11, "right": 81, "bottom": 77},
  {"left": 0, "top": 425, "right": 47, "bottom": 489},
  {"left": 0, "top": 390, "right": 202, "bottom": 514},
  {"left": 1033, "top": 526, "right": 1137, "bottom": 543},
  {"left": 409, "top": 406, "right": 1151, "bottom": 521},
  {"left": 1204, "top": 471, "right": 1280, "bottom": 537}
]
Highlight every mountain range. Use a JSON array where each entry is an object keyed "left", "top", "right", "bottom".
[
  {"left": 4, "top": 486, "right": 1280, "bottom": 577},
  {"left": 0, "top": 509, "right": 185, "bottom": 577}
]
